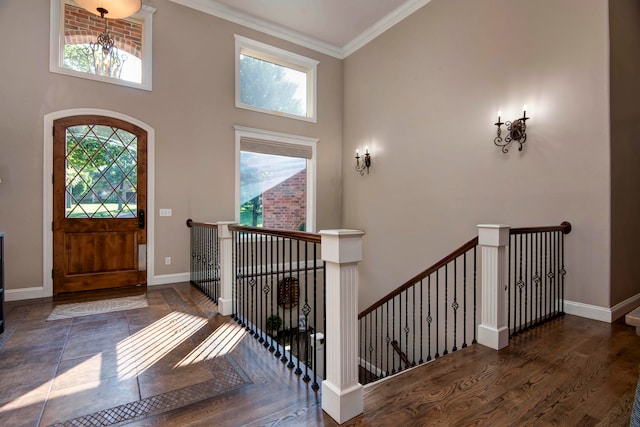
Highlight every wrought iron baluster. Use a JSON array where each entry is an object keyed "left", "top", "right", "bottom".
[
  {"left": 452, "top": 258, "right": 458, "bottom": 352},
  {"left": 518, "top": 233, "right": 524, "bottom": 333},
  {"left": 462, "top": 251, "right": 467, "bottom": 349},
  {"left": 375, "top": 308, "right": 379, "bottom": 382},
  {"left": 360, "top": 313, "right": 365, "bottom": 383},
  {"left": 435, "top": 269, "right": 440, "bottom": 359},
  {"left": 508, "top": 234, "right": 512, "bottom": 335},
  {"left": 412, "top": 283, "right": 416, "bottom": 364},
  {"left": 427, "top": 275, "right": 432, "bottom": 361},
  {"left": 274, "top": 236, "right": 282, "bottom": 359},
  {"left": 287, "top": 239, "right": 295, "bottom": 369},
  {"left": 268, "top": 235, "right": 275, "bottom": 352},
  {"left": 473, "top": 245, "right": 477, "bottom": 344},
  {"left": 555, "top": 231, "right": 560, "bottom": 316},
  {"left": 256, "top": 233, "right": 263, "bottom": 342},
  {"left": 369, "top": 312, "right": 374, "bottom": 381},
  {"left": 405, "top": 289, "right": 411, "bottom": 367},
  {"left": 443, "top": 264, "right": 448, "bottom": 356},
  {"left": 311, "top": 243, "right": 319, "bottom": 391},
  {"left": 303, "top": 241, "right": 310, "bottom": 382},
  {"left": 419, "top": 279, "right": 424, "bottom": 363},
  {"left": 392, "top": 296, "right": 396, "bottom": 373},
  {"left": 560, "top": 231, "right": 565, "bottom": 314},
  {"left": 295, "top": 240, "right": 302, "bottom": 375},
  {"left": 528, "top": 232, "right": 532, "bottom": 329},
  {"left": 545, "top": 231, "right": 550, "bottom": 321},
  {"left": 242, "top": 232, "right": 248, "bottom": 328},
  {"left": 397, "top": 294, "right": 402, "bottom": 372},
  {"left": 537, "top": 232, "right": 542, "bottom": 325}
]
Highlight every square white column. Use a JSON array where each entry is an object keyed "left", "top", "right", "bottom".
[
  {"left": 477, "top": 224, "right": 510, "bottom": 350},
  {"left": 320, "top": 229, "right": 365, "bottom": 424}
]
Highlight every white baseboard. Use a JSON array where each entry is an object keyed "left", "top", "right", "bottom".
[
  {"left": 563, "top": 300, "right": 610, "bottom": 322},
  {"left": 151, "top": 272, "right": 190, "bottom": 286},
  {"left": 564, "top": 292, "right": 640, "bottom": 323},
  {"left": 611, "top": 292, "right": 640, "bottom": 322},
  {"left": 4, "top": 274, "right": 190, "bottom": 301},
  {"left": 5, "top": 287, "right": 46, "bottom": 301},
  {"left": 358, "top": 357, "right": 383, "bottom": 378}
]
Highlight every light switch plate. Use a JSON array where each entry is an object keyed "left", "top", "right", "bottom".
[{"left": 159, "top": 208, "right": 172, "bottom": 217}]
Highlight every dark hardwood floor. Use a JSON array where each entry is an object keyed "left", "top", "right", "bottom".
[{"left": 1, "top": 283, "right": 639, "bottom": 426}]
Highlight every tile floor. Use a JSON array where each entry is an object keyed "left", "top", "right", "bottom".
[{"left": 0, "top": 284, "right": 252, "bottom": 426}]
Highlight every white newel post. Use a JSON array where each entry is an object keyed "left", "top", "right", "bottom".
[
  {"left": 477, "top": 224, "right": 510, "bottom": 350},
  {"left": 320, "top": 229, "right": 365, "bottom": 424},
  {"left": 217, "top": 221, "right": 236, "bottom": 316}
]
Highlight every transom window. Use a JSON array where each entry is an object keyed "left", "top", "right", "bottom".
[
  {"left": 235, "top": 126, "right": 318, "bottom": 232},
  {"left": 49, "top": 0, "right": 154, "bottom": 91},
  {"left": 235, "top": 35, "right": 319, "bottom": 122}
]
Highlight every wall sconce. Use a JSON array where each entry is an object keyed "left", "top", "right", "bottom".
[
  {"left": 355, "top": 147, "right": 371, "bottom": 175},
  {"left": 494, "top": 106, "right": 529, "bottom": 153}
]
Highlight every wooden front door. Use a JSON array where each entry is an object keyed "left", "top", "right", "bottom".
[{"left": 53, "top": 116, "right": 147, "bottom": 294}]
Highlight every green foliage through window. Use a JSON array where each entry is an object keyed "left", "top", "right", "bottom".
[
  {"left": 65, "top": 125, "right": 138, "bottom": 218},
  {"left": 239, "top": 54, "right": 305, "bottom": 117}
]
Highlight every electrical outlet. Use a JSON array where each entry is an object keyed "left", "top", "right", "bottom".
[
  {"left": 159, "top": 209, "right": 172, "bottom": 217},
  {"left": 165, "top": 257, "right": 171, "bottom": 265}
]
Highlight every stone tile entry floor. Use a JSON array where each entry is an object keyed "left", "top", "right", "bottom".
[{"left": 0, "top": 285, "right": 252, "bottom": 427}]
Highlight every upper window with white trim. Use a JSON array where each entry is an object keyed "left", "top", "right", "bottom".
[
  {"left": 235, "top": 35, "right": 319, "bottom": 123},
  {"left": 49, "top": 0, "right": 155, "bottom": 91},
  {"left": 235, "top": 126, "right": 318, "bottom": 232}
]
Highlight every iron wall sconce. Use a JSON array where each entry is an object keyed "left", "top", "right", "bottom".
[
  {"left": 494, "top": 106, "right": 529, "bottom": 153},
  {"left": 355, "top": 147, "right": 371, "bottom": 175}
]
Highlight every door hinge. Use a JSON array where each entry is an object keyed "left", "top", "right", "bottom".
[
  {"left": 51, "top": 222, "right": 53, "bottom": 231},
  {"left": 51, "top": 269, "right": 54, "bottom": 279},
  {"left": 51, "top": 174, "right": 54, "bottom": 185},
  {"left": 52, "top": 126, "right": 55, "bottom": 137}
]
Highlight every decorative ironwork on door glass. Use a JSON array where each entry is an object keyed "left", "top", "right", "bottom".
[{"left": 65, "top": 124, "right": 138, "bottom": 218}]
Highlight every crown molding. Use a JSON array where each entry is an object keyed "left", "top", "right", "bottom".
[
  {"left": 342, "top": 0, "right": 432, "bottom": 57},
  {"left": 168, "top": 0, "right": 342, "bottom": 58},
  {"left": 167, "top": 0, "right": 430, "bottom": 59}
]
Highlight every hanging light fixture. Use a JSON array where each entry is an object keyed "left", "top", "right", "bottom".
[{"left": 74, "top": 0, "right": 142, "bottom": 55}]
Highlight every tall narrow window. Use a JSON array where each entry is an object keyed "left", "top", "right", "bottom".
[
  {"left": 50, "top": 0, "right": 154, "bottom": 90},
  {"left": 235, "top": 35, "right": 319, "bottom": 122},
  {"left": 235, "top": 126, "right": 318, "bottom": 232}
]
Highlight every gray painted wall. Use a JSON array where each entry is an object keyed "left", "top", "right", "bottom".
[
  {"left": 342, "top": 0, "right": 611, "bottom": 309},
  {"left": 0, "top": 0, "right": 343, "bottom": 291}
]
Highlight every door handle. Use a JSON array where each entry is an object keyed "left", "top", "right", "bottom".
[{"left": 138, "top": 209, "right": 145, "bottom": 229}]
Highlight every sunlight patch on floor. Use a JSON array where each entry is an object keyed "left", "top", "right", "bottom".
[
  {"left": 175, "top": 322, "right": 247, "bottom": 367},
  {"left": 0, "top": 381, "right": 53, "bottom": 413},
  {"left": 0, "top": 353, "right": 106, "bottom": 413},
  {"left": 117, "top": 311, "right": 208, "bottom": 379}
]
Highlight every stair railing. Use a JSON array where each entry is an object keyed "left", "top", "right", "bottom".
[
  {"left": 507, "top": 221, "right": 572, "bottom": 336},
  {"left": 358, "top": 221, "right": 572, "bottom": 386},
  {"left": 358, "top": 237, "right": 479, "bottom": 385},
  {"left": 229, "top": 224, "right": 326, "bottom": 391},
  {"left": 186, "top": 219, "right": 220, "bottom": 302}
]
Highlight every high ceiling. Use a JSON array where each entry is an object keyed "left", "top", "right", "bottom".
[{"left": 168, "top": 0, "right": 430, "bottom": 58}]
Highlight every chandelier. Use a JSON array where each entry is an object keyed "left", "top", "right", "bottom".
[{"left": 74, "top": 0, "right": 142, "bottom": 55}]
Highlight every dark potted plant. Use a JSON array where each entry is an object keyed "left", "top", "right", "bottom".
[{"left": 266, "top": 314, "right": 283, "bottom": 337}]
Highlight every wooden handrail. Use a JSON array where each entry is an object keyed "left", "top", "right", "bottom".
[
  {"left": 229, "top": 224, "right": 322, "bottom": 244},
  {"left": 186, "top": 218, "right": 218, "bottom": 228},
  {"left": 510, "top": 221, "right": 572, "bottom": 235},
  {"left": 358, "top": 236, "right": 479, "bottom": 320},
  {"left": 358, "top": 221, "right": 571, "bottom": 320}
]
